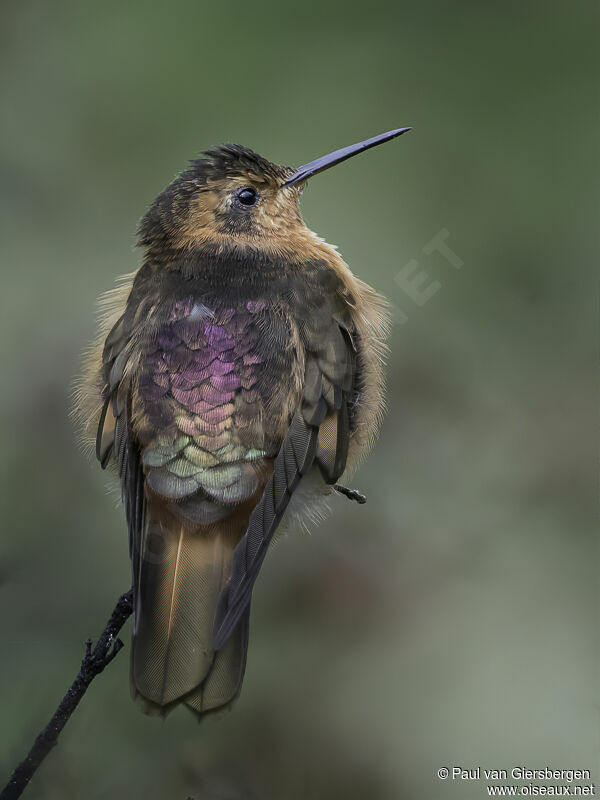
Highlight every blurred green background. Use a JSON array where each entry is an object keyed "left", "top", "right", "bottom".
[{"left": 0, "top": 1, "right": 597, "bottom": 798}]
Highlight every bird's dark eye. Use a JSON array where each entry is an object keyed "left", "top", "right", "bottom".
[{"left": 235, "top": 187, "right": 258, "bottom": 207}]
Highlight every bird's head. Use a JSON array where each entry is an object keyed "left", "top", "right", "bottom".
[{"left": 138, "top": 128, "right": 411, "bottom": 264}]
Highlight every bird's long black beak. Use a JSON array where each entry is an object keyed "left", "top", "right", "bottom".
[{"left": 283, "top": 127, "right": 412, "bottom": 187}]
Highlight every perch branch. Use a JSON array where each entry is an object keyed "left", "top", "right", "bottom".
[{"left": 0, "top": 589, "right": 133, "bottom": 800}]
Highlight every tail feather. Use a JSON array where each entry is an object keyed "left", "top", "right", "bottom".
[
  {"left": 130, "top": 514, "right": 248, "bottom": 717},
  {"left": 184, "top": 607, "right": 249, "bottom": 715}
]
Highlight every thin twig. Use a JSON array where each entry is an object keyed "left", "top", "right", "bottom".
[{"left": 0, "top": 589, "right": 133, "bottom": 800}]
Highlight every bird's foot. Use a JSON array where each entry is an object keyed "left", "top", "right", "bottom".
[{"left": 333, "top": 484, "right": 367, "bottom": 504}]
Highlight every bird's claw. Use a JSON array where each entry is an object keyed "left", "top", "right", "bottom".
[{"left": 333, "top": 484, "right": 367, "bottom": 504}]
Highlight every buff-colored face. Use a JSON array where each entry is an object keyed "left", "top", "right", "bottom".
[{"left": 174, "top": 172, "right": 308, "bottom": 253}]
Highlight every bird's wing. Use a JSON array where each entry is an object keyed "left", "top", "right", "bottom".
[
  {"left": 95, "top": 312, "right": 146, "bottom": 592},
  {"left": 212, "top": 294, "right": 357, "bottom": 649}
]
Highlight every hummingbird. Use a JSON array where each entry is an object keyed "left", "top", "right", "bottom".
[{"left": 75, "top": 127, "right": 410, "bottom": 718}]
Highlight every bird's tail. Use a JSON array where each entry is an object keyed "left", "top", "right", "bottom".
[{"left": 130, "top": 514, "right": 249, "bottom": 718}]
